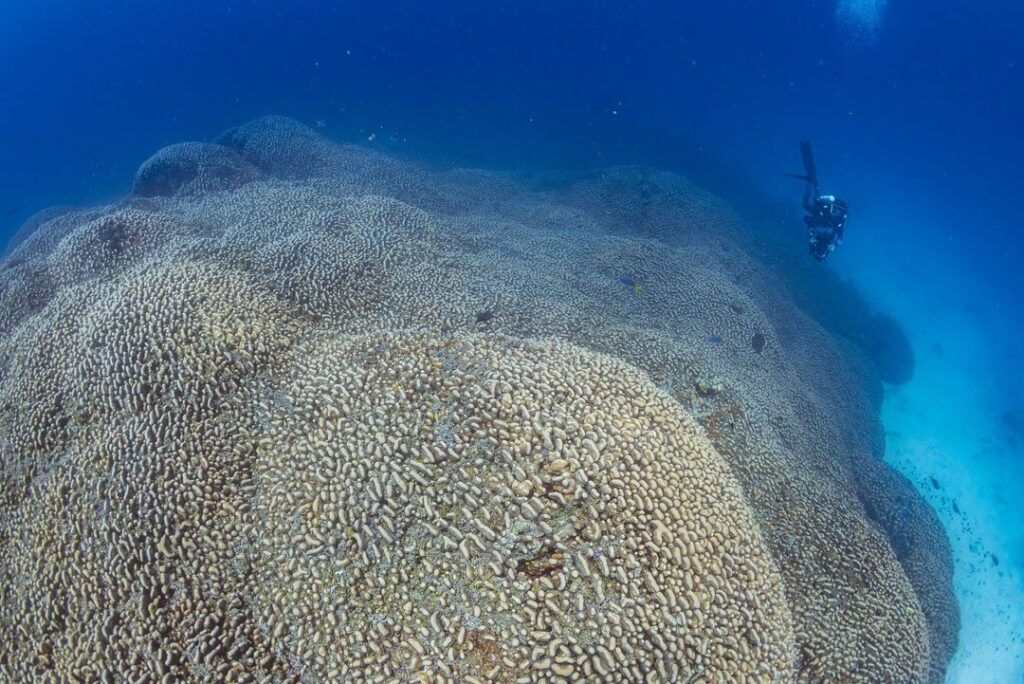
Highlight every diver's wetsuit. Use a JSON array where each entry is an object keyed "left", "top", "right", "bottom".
[{"left": 803, "top": 182, "right": 848, "bottom": 261}]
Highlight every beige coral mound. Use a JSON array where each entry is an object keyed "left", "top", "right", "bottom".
[
  {"left": 0, "top": 258, "right": 298, "bottom": 683},
  {"left": 251, "top": 332, "right": 795, "bottom": 681},
  {"left": 0, "top": 116, "right": 959, "bottom": 683},
  {"left": 132, "top": 142, "right": 264, "bottom": 198},
  {"left": 0, "top": 261, "right": 796, "bottom": 682}
]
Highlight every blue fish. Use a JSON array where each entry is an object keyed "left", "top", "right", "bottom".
[
  {"left": 707, "top": 334, "right": 724, "bottom": 345},
  {"left": 617, "top": 275, "right": 635, "bottom": 287}
]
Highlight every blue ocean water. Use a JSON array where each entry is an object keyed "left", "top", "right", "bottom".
[{"left": 0, "top": 1, "right": 1021, "bottom": 681}]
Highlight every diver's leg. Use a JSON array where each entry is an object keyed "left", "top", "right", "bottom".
[
  {"left": 800, "top": 141, "right": 818, "bottom": 188},
  {"left": 802, "top": 181, "right": 816, "bottom": 212}
]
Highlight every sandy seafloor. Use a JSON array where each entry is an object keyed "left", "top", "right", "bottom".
[{"left": 836, "top": 231, "right": 1024, "bottom": 683}]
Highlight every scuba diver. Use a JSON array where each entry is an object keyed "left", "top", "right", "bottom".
[{"left": 785, "top": 141, "right": 849, "bottom": 261}]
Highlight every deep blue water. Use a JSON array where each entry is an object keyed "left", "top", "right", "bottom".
[
  {"left": 5, "top": 0, "right": 1016, "bottom": 403},
  {"left": 1, "top": 0, "right": 1022, "bottom": 679},
  {"left": 0, "top": 3, "right": 1019, "bottom": 342},
  {"left": 2, "top": 1, "right": 1021, "bottom": 272}
]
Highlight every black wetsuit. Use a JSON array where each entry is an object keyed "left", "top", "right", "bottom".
[{"left": 803, "top": 183, "right": 848, "bottom": 261}]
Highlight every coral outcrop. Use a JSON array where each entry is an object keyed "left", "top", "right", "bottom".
[
  {"left": 132, "top": 142, "right": 264, "bottom": 198},
  {"left": 0, "top": 117, "right": 958, "bottom": 682}
]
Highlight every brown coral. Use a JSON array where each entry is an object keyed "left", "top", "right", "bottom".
[{"left": 0, "top": 117, "right": 958, "bottom": 683}]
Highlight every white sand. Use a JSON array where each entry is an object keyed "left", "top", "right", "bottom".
[{"left": 836, "top": 226, "right": 1024, "bottom": 682}]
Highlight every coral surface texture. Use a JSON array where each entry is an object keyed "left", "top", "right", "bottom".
[{"left": 0, "top": 117, "right": 957, "bottom": 683}]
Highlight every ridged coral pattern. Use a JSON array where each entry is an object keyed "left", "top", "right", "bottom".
[{"left": 0, "top": 117, "right": 957, "bottom": 683}]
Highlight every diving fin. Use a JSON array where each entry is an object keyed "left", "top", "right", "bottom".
[
  {"left": 800, "top": 140, "right": 819, "bottom": 189},
  {"left": 778, "top": 141, "right": 821, "bottom": 188}
]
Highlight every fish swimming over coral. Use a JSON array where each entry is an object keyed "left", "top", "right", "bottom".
[{"left": 617, "top": 274, "right": 645, "bottom": 294}]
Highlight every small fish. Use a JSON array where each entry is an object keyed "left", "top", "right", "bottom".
[
  {"left": 4, "top": 206, "right": 18, "bottom": 216},
  {"left": 617, "top": 275, "right": 644, "bottom": 295},
  {"left": 707, "top": 334, "right": 723, "bottom": 346},
  {"left": 1002, "top": 410, "right": 1024, "bottom": 436},
  {"left": 314, "top": 119, "right": 327, "bottom": 129},
  {"left": 952, "top": 500, "right": 960, "bottom": 514},
  {"left": 475, "top": 309, "right": 494, "bottom": 324},
  {"left": 498, "top": 245, "right": 525, "bottom": 259},
  {"left": 930, "top": 477, "right": 940, "bottom": 489}
]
